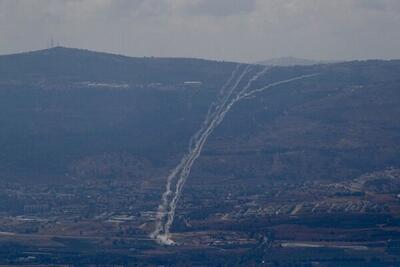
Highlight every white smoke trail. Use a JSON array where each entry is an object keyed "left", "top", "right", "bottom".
[
  {"left": 153, "top": 66, "right": 267, "bottom": 243},
  {"left": 204, "top": 63, "right": 243, "bottom": 123},
  {"left": 151, "top": 63, "right": 249, "bottom": 242},
  {"left": 240, "top": 73, "right": 319, "bottom": 99},
  {"left": 152, "top": 66, "right": 319, "bottom": 244},
  {"left": 189, "top": 64, "right": 249, "bottom": 151},
  {"left": 161, "top": 67, "right": 271, "bottom": 238}
]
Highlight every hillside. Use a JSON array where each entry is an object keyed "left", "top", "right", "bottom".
[
  {"left": 0, "top": 47, "right": 234, "bottom": 85},
  {"left": 0, "top": 48, "right": 399, "bottom": 184}
]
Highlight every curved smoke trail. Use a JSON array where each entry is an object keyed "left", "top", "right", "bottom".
[
  {"left": 189, "top": 64, "right": 249, "bottom": 152},
  {"left": 162, "top": 67, "right": 272, "bottom": 239},
  {"left": 152, "top": 65, "right": 267, "bottom": 244},
  {"left": 151, "top": 64, "right": 318, "bottom": 244},
  {"left": 151, "top": 63, "right": 248, "bottom": 242}
]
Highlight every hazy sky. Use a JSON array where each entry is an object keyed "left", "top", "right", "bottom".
[{"left": 1, "top": 0, "right": 400, "bottom": 62}]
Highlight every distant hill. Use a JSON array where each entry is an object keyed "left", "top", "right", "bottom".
[
  {"left": 257, "top": 57, "right": 330, "bottom": 66},
  {"left": 0, "top": 46, "right": 236, "bottom": 85},
  {"left": 0, "top": 47, "right": 399, "bottom": 185}
]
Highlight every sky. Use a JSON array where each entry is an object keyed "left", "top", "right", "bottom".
[{"left": 0, "top": 0, "right": 400, "bottom": 62}]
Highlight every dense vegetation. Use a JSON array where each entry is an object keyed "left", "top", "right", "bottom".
[{"left": 0, "top": 47, "right": 399, "bottom": 184}]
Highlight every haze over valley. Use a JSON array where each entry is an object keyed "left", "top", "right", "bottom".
[{"left": 1, "top": 0, "right": 400, "bottom": 266}]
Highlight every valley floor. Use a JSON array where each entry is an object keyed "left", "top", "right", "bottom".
[{"left": 0, "top": 170, "right": 400, "bottom": 266}]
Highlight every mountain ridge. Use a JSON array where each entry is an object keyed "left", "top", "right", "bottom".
[
  {"left": 257, "top": 56, "right": 333, "bottom": 66},
  {"left": 0, "top": 47, "right": 399, "bottom": 185}
]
